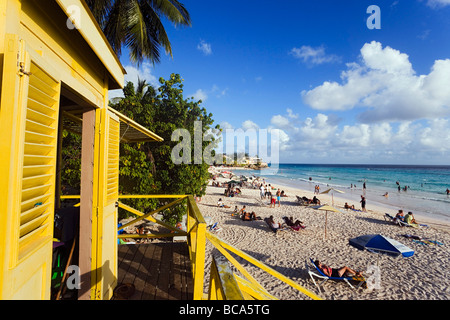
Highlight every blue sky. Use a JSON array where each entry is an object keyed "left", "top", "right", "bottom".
[{"left": 109, "top": 0, "right": 450, "bottom": 165}]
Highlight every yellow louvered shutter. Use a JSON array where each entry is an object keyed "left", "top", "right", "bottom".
[
  {"left": 19, "top": 61, "right": 60, "bottom": 260},
  {"left": 0, "top": 37, "right": 60, "bottom": 299},
  {"left": 106, "top": 113, "right": 120, "bottom": 205},
  {"left": 93, "top": 109, "right": 119, "bottom": 300}
]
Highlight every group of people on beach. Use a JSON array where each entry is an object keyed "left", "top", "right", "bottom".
[
  {"left": 218, "top": 197, "right": 307, "bottom": 232},
  {"left": 266, "top": 215, "right": 305, "bottom": 232},
  {"left": 258, "top": 183, "right": 286, "bottom": 207},
  {"left": 223, "top": 185, "right": 241, "bottom": 197},
  {"left": 394, "top": 209, "right": 420, "bottom": 227},
  {"left": 314, "top": 185, "right": 320, "bottom": 194},
  {"left": 342, "top": 195, "right": 367, "bottom": 212},
  {"left": 232, "top": 205, "right": 262, "bottom": 221}
]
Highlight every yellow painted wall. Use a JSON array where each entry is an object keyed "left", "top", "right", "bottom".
[{"left": 0, "top": 0, "right": 124, "bottom": 299}]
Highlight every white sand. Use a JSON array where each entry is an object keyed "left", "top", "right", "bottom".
[{"left": 197, "top": 168, "right": 450, "bottom": 300}]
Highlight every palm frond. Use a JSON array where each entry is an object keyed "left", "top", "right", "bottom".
[
  {"left": 86, "top": 0, "right": 191, "bottom": 64},
  {"left": 147, "top": 0, "right": 191, "bottom": 26}
]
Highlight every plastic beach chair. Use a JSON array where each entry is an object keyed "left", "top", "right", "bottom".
[
  {"left": 305, "top": 259, "right": 365, "bottom": 292},
  {"left": 384, "top": 213, "right": 427, "bottom": 228},
  {"left": 384, "top": 213, "right": 410, "bottom": 227}
]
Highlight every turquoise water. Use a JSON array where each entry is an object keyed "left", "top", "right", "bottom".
[{"left": 232, "top": 164, "right": 450, "bottom": 224}]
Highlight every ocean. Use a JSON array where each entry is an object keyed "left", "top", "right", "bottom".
[{"left": 232, "top": 164, "right": 450, "bottom": 224}]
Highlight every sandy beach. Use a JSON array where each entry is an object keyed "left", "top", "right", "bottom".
[{"left": 196, "top": 167, "right": 450, "bottom": 300}]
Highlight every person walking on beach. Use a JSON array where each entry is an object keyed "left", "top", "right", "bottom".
[
  {"left": 360, "top": 195, "right": 367, "bottom": 212},
  {"left": 276, "top": 189, "right": 281, "bottom": 207},
  {"left": 270, "top": 194, "right": 276, "bottom": 208}
]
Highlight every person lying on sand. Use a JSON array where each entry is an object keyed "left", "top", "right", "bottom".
[
  {"left": 242, "top": 211, "right": 262, "bottom": 221},
  {"left": 283, "top": 216, "right": 306, "bottom": 230},
  {"left": 302, "top": 196, "right": 313, "bottom": 204},
  {"left": 314, "top": 260, "right": 362, "bottom": 278},
  {"left": 267, "top": 215, "right": 281, "bottom": 230},
  {"left": 312, "top": 196, "right": 320, "bottom": 205},
  {"left": 217, "top": 198, "right": 231, "bottom": 208},
  {"left": 344, "top": 202, "right": 355, "bottom": 210}
]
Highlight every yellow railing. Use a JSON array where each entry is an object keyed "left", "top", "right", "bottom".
[
  {"left": 60, "top": 194, "right": 321, "bottom": 300},
  {"left": 206, "top": 231, "right": 322, "bottom": 300},
  {"left": 115, "top": 194, "right": 207, "bottom": 300}
]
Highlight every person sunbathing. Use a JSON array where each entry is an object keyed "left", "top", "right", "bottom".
[
  {"left": 314, "top": 260, "right": 362, "bottom": 278},
  {"left": 404, "top": 211, "right": 419, "bottom": 227},
  {"left": 292, "top": 219, "right": 305, "bottom": 230},
  {"left": 394, "top": 210, "right": 405, "bottom": 223},
  {"left": 239, "top": 205, "right": 247, "bottom": 218},
  {"left": 302, "top": 196, "right": 312, "bottom": 204},
  {"left": 242, "top": 211, "right": 252, "bottom": 221},
  {"left": 312, "top": 196, "right": 320, "bottom": 205},
  {"left": 217, "top": 198, "right": 230, "bottom": 208},
  {"left": 242, "top": 211, "right": 261, "bottom": 221},
  {"left": 283, "top": 216, "right": 295, "bottom": 226},
  {"left": 344, "top": 202, "right": 355, "bottom": 210},
  {"left": 267, "top": 215, "right": 281, "bottom": 230}
]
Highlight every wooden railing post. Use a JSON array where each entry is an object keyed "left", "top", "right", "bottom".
[
  {"left": 185, "top": 195, "right": 207, "bottom": 300},
  {"left": 193, "top": 221, "right": 206, "bottom": 300}
]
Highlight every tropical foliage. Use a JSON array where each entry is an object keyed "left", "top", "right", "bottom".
[
  {"left": 61, "top": 74, "right": 220, "bottom": 225},
  {"left": 85, "top": 0, "right": 191, "bottom": 64}
]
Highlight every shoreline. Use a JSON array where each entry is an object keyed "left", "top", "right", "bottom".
[
  {"left": 257, "top": 175, "right": 450, "bottom": 232},
  {"left": 220, "top": 166, "right": 450, "bottom": 231},
  {"left": 200, "top": 168, "right": 450, "bottom": 299}
]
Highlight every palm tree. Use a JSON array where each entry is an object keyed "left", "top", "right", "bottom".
[{"left": 85, "top": 0, "right": 191, "bottom": 65}]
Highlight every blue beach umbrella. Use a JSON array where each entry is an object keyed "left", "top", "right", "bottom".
[{"left": 349, "top": 234, "right": 414, "bottom": 257}]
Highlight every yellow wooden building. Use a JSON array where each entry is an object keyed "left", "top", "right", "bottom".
[
  {"left": 0, "top": 0, "right": 323, "bottom": 301},
  {"left": 0, "top": 0, "right": 165, "bottom": 300}
]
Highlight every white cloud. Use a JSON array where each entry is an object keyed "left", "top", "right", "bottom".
[
  {"left": 263, "top": 108, "right": 450, "bottom": 163},
  {"left": 211, "top": 84, "right": 228, "bottom": 98},
  {"left": 290, "top": 45, "right": 341, "bottom": 65},
  {"left": 287, "top": 108, "right": 299, "bottom": 119},
  {"left": 216, "top": 107, "right": 450, "bottom": 163},
  {"left": 270, "top": 115, "right": 290, "bottom": 128},
  {"left": 302, "top": 41, "right": 450, "bottom": 122},
  {"left": 190, "top": 89, "right": 208, "bottom": 102},
  {"left": 219, "top": 121, "right": 233, "bottom": 130},
  {"left": 427, "top": 0, "right": 450, "bottom": 8},
  {"left": 197, "top": 40, "right": 212, "bottom": 56},
  {"left": 241, "top": 120, "right": 259, "bottom": 131}
]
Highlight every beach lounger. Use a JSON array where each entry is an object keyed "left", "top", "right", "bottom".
[
  {"left": 264, "top": 218, "right": 288, "bottom": 233},
  {"left": 384, "top": 213, "right": 409, "bottom": 227},
  {"left": 305, "top": 259, "right": 366, "bottom": 293},
  {"left": 296, "top": 195, "right": 311, "bottom": 206},
  {"left": 384, "top": 213, "right": 427, "bottom": 228},
  {"left": 208, "top": 222, "right": 221, "bottom": 232}
]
